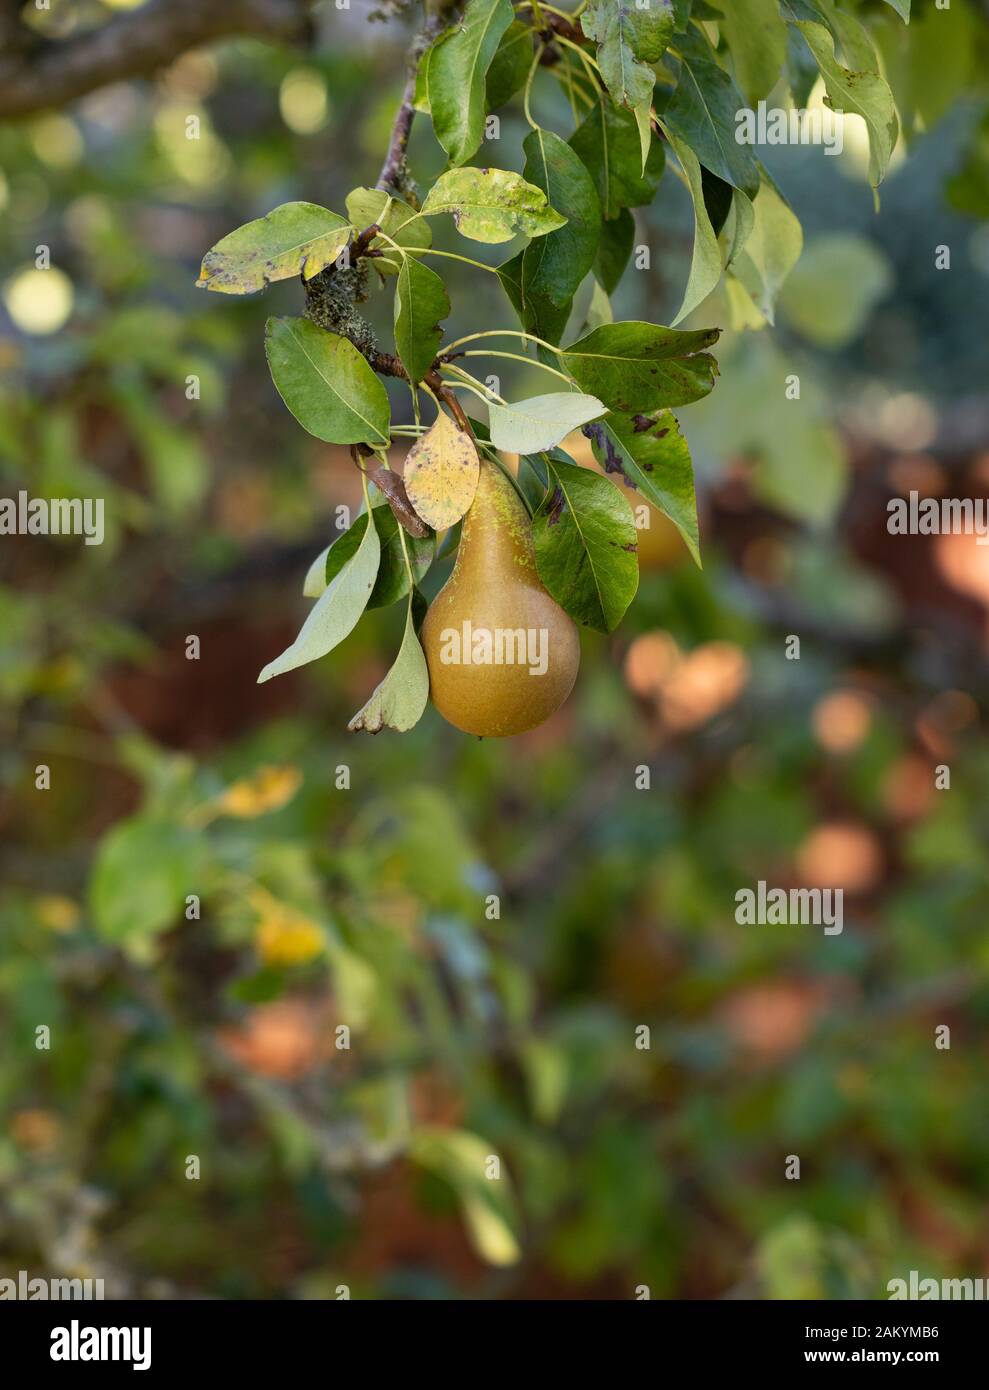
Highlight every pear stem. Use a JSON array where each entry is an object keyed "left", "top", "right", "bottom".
[
  {"left": 459, "top": 349, "right": 575, "bottom": 387},
  {"left": 421, "top": 376, "right": 477, "bottom": 438},
  {"left": 441, "top": 363, "right": 507, "bottom": 405},
  {"left": 442, "top": 328, "right": 566, "bottom": 359},
  {"left": 522, "top": 47, "right": 543, "bottom": 130}
]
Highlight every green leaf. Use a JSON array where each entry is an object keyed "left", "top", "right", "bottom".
[
  {"left": 777, "top": 232, "right": 892, "bottom": 347},
  {"left": 488, "top": 392, "right": 606, "bottom": 453},
  {"left": 663, "top": 29, "right": 761, "bottom": 197},
  {"left": 343, "top": 187, "right": 431, "bottom": 275},
  {"left": 583, "top": 0, "right": 675, "bottom": 109},
  {"left": 428, "top": 0, "right": 514, "bottom": 165},
  {"left": 325, "top": 943, "right": 377, "bottom": 1029},
  {"left": 723, "top": 186, "right": 756, "bottom": 269},
  {"left": 347, "top": 597, "right": 429, "bottom": 733},
  {"left": 756, "top": 418, "right": 847, "bottom": 524},
  {"left": 421, "top": 166, "right": 567, "bottom": 243},
  {"left": 633, "top": 98, "right": 655, "bottom": 175},
  {"left": 518, "top": 128, "right": 602, "bottom": 309},
  {"left": 532, "top": 452, "right": 639, "bottom": 632},
  {"left": 712, "top": 0, "right": 788, "bottom": 104},
  {"left": 115, "top": 385, "right": 208, "bottom": 518},
  {"left": 595, "top": 208, "right": 635, "bottom": 293},
  {"left": 258, "top": 504, "right": 381, "bottom": 682},
  {"left": 395, "top": 256, "right": 450, "bottom": 385},
  {"left": 945, "top": 108, "right": 989, "bottom": 218},
  {"left": 497, "top": 253, "right": 571, "bottom": 346},
  {"left": 569, "top": 100, "right": 666, "bottom": 219},
  {"left": 583, "top": 279, "right": 614, "bottom": 334},
  {"left": 791, "top": 17, "right": 899, "bottom": 187},
  {"left": 785, "top": 19, "right": 821, "bottom": 107},
  {"left": 905, "top": 0, "right": 973, "bottom": 131},
  {"left": 501, "top": 128, "right": 602, "bottom": 344},
  {"left": 561, "top": 320, "right": 720, "bottom": 413},
  {"left": 879, "top": 0, "right": 909, "bottom": 19},
  {"left": 819, "top": 2, "right": 876, "bottom": 75},
  {"left": 486, "top": 19, "right": 533, "bottom": 109},
  {"left": 731, "top": 171, "right": 803, "bottom": 325},
  {"left": 585, "top": 410, "right": 701, "bottom": 565},
  {"left": 664, "top": 127, "right": 722, "bottom": 324},
  {"left": 685, "top": 333, "right": 849, "bottom": 525},
  {"left": 264, "top": 318, "right": 390, "bottom": 447},
  {"left": 91, "top": 817, "right": 204, "bottom": 946},
  {"left": 197, "top": 202, "right": 351, "bottom": 294},
  {"left": 306, "top": 501, "right": 434, "bottom": 608},
  {"left": 410, "top": 1128, "right": 522, "bottom": 1267}
]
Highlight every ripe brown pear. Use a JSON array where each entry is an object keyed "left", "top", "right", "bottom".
[{"left": 422, "top": 458, "right": 580, "bottom": 737}]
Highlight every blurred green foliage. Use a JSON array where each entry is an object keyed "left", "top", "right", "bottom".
[{"left": 2, "top": 1, "right": 989, "bottom": 1300}]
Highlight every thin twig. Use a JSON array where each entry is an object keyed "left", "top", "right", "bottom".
[{"left": 376, "top": 0, "right": 464, "bottom": 195}]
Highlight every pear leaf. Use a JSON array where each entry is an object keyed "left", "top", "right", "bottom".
[
  {"left": 395, "top": 256, "right": 450, "bottom": 385},
  {"left": 265, "top": 318, "right": 390, "bottom": 447},
  {"left": 404, "top": 411, "right": 480, "bottom": 530},
  {"left": 664, "top": 29, "right": 760, "bottom": 197},
  {"left": 343, "top": 187, "right": 431, "bottom": 275},
  {"left": 595, "top": 208, "right": 635, "bottom": 294},
  {"left": 410, "top": 1128, "right": 522, "bottom": 1267},
  {"left": 711, "top": 0, "right": 788, "bottom": 105},
  {"left": 532, "top": 451, "right": 639, "bottom": 633},
  {"left": 348, "top": 596, "right": 429, "bottom": 733},
  {"left": 791, "top": 18, "right": 898, "bottom": 187},
  {"left": 584, "top": 411, "right": 701, "bottom": 566},
  {"left": 777, "top": 231, "right": 893, "bottom": 348},
  {"left": 664, "top": 126, "right": 723, "bottom": 325},
  {"left": 569, "top": 101, "right": 665, "bottom": 219},
  {"left": 503, "top": 129, "right": 602, "bottom": 344},
  {"left": 486, "top": 20, "right": 533, "bottom": 109},
  {"left": 421, "top": 167, "right": 567, "bottom": 244},
  {"left": 583, "top": 0, "right": 674, "bottom": 109},
  {"left": 731, "top": 172, "right": 804, "bottom": 326},
  {"left": 303, "top": 544, "right": 331, "bottom": 599},
  {"left": 305, "top": 501, "right": 434, "bottom": 608},
  {"left": 91, "top": 817, "right": 205, "bottom": 945},
  {"left": 488, "top": 392, "right": 606, "bottom": 454},
  {"left": 427, "top": 0, "right": 514, "bottom": 165},
  {"left": 561, "top": 321, "right": 721, "bottom": 413},
  {"left": 258, "top": 505, "right": 380, "bottom": 682},
  {"left": 197, "top": 203, "right": 352, "bottom": 294}
]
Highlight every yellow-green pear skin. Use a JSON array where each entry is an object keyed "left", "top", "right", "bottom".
[{"left": 422, "top": 460, "right": 580, "bottom": 737}]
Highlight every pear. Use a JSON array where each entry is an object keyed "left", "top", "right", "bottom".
[{"left": 422, "top": 459, "right": 580, "bottom": 737}]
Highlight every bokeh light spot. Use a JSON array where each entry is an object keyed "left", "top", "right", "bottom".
[{"left": 4, "top": 266, "right": 74, "bottom": 335}]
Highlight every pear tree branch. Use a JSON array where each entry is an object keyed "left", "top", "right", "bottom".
[
  {"left": 0, "top": 0, "right": 320, "bottom": 120},
  {"left": 376, "top": 0, "right": 464, "bottom": 196}
]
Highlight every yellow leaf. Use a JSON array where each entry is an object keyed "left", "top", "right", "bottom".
[
  {"left": 403, "top": 410, "right": 479, "bottom": 531},
  {"left": 213, "top": 764, "right": 302, "bottom": 820},
  {"left": 251, "top": 886, "right": 325, "bottom": 966},
  {"left": 35, "top": 894, "right": 80, "bottom": 933},
  {"left": 462, "top": 1192, "right": 522, "bottom": 1267}
]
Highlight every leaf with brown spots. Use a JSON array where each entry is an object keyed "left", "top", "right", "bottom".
[
  {"left": 404, "top": 411, "right": 480, "bottom": 531},
  {"left": 197, "top": 203, "right": 352, "bottom": 295},
  {"left": 420, "top": 167, "right": 567, "bottom": 244},
  {"left": 532, "top": 450, "right": 638, "bottom": 632},
  {"left": 585, "top": 410, "right": 701, "bottom": 566}
]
